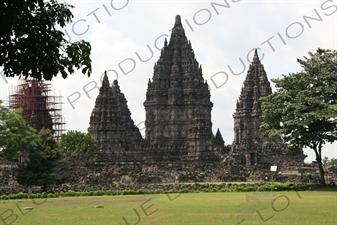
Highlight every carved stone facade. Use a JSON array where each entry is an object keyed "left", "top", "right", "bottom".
[{"left": 144, "top": 15, "right": 217, "bottom": 159}]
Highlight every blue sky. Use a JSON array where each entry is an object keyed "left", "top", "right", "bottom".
[{"left": 1, "top": 0, "right": 337, "bottom": 162}]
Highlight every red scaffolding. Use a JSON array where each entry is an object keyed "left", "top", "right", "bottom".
[{"left": 8, "top": 79, "right": 66, "bottom": 140}]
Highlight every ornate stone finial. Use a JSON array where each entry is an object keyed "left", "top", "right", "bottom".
[
  {"left": 164, "top": 38, "right": 168, "bottom": 47},
  {"left": 169, "top": 14, "right": 186, "bottom": 46},
  {"left": 102, "top": 71, "right": 110, "bottom": 87},
  {"left": 175, "top": 15, "right": 181, "bottom": 26},
  {"left": 253, "top": 49, "right": 260, "bottom": 64}
]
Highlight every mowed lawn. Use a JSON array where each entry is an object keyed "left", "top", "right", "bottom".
[{"left": 0, "top": 190, "right": 336, "bottom": 225}]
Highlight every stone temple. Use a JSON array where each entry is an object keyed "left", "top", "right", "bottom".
[
  {"left": 227, "top": 50, "right": 287, "bottom": 168},
  {"left": 88, "top": 77, "right": 143, "bottom": 162},
  {"left": 223, "top": 50, "right": 306, "bottom": 170},
  {"left": 143, "top": 15, "right": 228, "bottom": 160},
  {"left": 88, "top": 15, "right": 304, "bottom": 169}
]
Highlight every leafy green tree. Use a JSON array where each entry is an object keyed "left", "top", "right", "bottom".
[
  {"left": 0, "top": 101, "right": 40, "bottom": 160},
  {"left": 260, "top": 48, "right": 337, "bottom": 186},
  {"left": 59, "top": 130, "right": 97, "bottom": 165},
  {"left": 0, "top": 0, "right": 91, "bottom": 80},
  {"left": 17, "top": 128, "right": 69, "bottom": 192}
]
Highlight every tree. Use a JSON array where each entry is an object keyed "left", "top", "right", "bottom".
[
  {"left": 0, "top": 0, "right": 91, "bottom": 80},
  {"left": 17, "top": 128, "right": 69, "bottom": 192},
  {"left": 330, "top": 158, "right": 337, "bottom": 165},
  {"left": 59, "top": 130, "right": 97, "bottom": 165},
  {"left": 0, "top": 100, "right": 40, "bottom": 160},
  {"left": 260, "top": 48, "right": 337, "bottom": 186}
]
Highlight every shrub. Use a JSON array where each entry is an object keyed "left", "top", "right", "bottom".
[
  {"left": 108, "top": 190, "right": 116, "bottom": 196},
  {"left": 154, "top": 189, "right": 164, "bottom": 194},
  {"left": 165, "top": 189, "right": 176, "bottom": 194},
  {"left": 94, "top": 190, "right": 106, "bottom": 196},
  {"left": 47, "top": 193, "right": 56, "bottom": 198},
  {"left": 81, "top": 191, "right": 90, "bottom": 196},
  {"left": 274, "top": 183, "right": 290, "bottom": 191},
  {"left": 234, "top": 187, "right": 243, "bottom": 192},
  {"left": 40, "top": 192, "right": 48, "bottom": 198},
  {"left": 178, "top": 189, "right": 189, "bottom": 193},
  {"left": 8, "top": 194, "right": 17, "bottom": 199},
  {"left": 1, "top": 195, "right": 9, "bottom": 200},
  {"left": 114, "top": 190, "right": 122, "bottom": 195},
  {"left": 244, "top": 187, "right": 256, "bottom": 192},
  {"left": 202, "top": 188, "right": 210, "bottom": 193},
  {"left": 65, "top": 190, "right": 76, "bottom": 197},
  {"left": 211, "top": 188, "right": 218, "bottom": 192},
  {"left": 28, "top": 193, "right": 38, "bottom": 199},
  {"left": 136, "top": 189, "right": 145, "bottom": 195},
  {"left": 257, "top": 184, "right": 273, "bottom": 192},
  {"left": 220, "top": 188, "right": 228, "bottom": 192},
  {"left": 16, "top": 192, "right": 29, "bottom": 199}
]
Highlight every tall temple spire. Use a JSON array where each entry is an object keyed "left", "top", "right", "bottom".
[
  {"left": 231, "top": 50, "right": 282, "bottom": 166},
  {"left": 143, "top": 15, "right": 216, "bottom": 159}
]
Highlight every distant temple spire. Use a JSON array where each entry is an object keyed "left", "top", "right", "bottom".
[{"left": 88, "top": 74, "right": 142, "bottom": 162}]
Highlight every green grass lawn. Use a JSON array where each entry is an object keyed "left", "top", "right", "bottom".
[{"left": 1, "top": 190, "right": 336, "bottom": 225}]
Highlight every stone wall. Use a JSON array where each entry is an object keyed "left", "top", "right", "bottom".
[
  {"left": 0, "top": 161, "right": 21, "bottom": 194},
  {"left": 0, "top": 160, "right": 335, "bottom": 195}
]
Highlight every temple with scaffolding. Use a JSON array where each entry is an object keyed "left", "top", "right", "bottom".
[{"left": 8, "top": 79, "right": 66, "bottom": 140}]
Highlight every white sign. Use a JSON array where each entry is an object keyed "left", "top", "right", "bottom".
[{"left": 270, "top": 166, "right": 277, "bottom": 172}]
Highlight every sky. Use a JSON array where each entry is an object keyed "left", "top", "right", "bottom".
[{"left": 1, "top": 0, "right": 337, "bottom": 163}]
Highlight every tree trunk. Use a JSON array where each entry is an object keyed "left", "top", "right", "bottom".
[
  {"left": 317, "top": 159, "right": 326, "bottom": 186},
  {"left": 313, "top": 146, "right": 326, "bottom": 186},
  {"left": 42, "top": 183, "right": 48, "bottom": 193}
]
